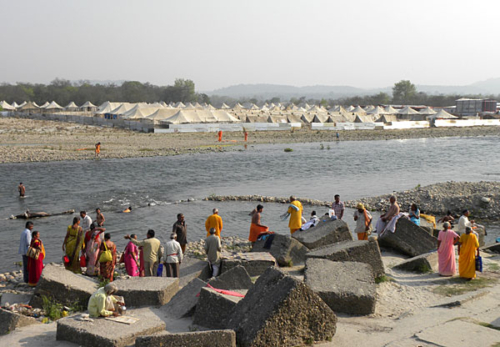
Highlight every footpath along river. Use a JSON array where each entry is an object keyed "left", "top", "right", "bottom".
[{"left": 0, "top": 136, "right": 499, "bottom": 273}]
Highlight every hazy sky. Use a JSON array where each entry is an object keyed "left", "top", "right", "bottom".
[{"left": 1, "top": 0, "right": 498, "bottom": 91}]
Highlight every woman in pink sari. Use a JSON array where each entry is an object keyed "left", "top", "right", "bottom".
[
  {"left": 437, "top": 222, "right": 460, "bottom": 276},
  {"left": 85, "top": 224, "right": 105, "bottom": 276},
  {"left": 124, "top": 234, "right": 140, "bottom": 276}
]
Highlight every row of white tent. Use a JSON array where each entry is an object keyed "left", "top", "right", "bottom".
[{"left": 0, "top": 100, "right": 97, "bottom": 111}]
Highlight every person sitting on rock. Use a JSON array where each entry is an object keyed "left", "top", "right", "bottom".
[
  {"left": 374, "top": 196, "right": 400, "bottom": 233},
  {"left": 88, "top": 283, "right": 124, "bottom": 318},
  {"left": 437, "top": 211, "right": 455, "bottom": 225},
  {"left": 458, "top": 210, "right": 486, "bottom": 237},
  {"left": 300, "top": 211, "right": 320, "bottom": 231}
]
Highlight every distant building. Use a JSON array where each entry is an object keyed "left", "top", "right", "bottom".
[{"left": 455, "top": 98, "right": 497, "bottom": 116}]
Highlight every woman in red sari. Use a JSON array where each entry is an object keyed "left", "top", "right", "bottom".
[{"left": 28, "top": 231, "right": 45, "bottom": 286}]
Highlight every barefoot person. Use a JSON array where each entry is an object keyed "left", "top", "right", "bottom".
[
  {"left": 18, "top": 182, "right": 26, "bottom": 197},
  {"left": 331, "top": 194, "right": 345, "bottom": 220},
  {"left": 123, "top": 234, "right": 140, "bottom": 277},
  {"left": 205, "top": 208, "right": 223, "bottom": 238},
  {"left": 96, "top": 208, "right": 105, "bottom": 227},
  {"left": 63, "top": 217, "right": 85, "bottom": 273},
  {"left": 205, "top": 228, "right": 222, "bottom": 278},
  {"left": 437, "top": 222, "right": 459, "bottom": 276},
  {"left": 95, "top": 142, "right": 101, "bottom": 158},
  {"left": 88, "top": 283, "right": 124, "bottom": 318},
  {"left": 27, "top": 231, "right": 45, "bottom": 286},
  {"left": 19, "top": 221, "right": 33, "bottom": 283},
  {"left": 163, "top": 233, "right": 183, "bottom": 278},
  {"left": 248, "top": 204, "right": 269, "bottom": 243},
  {"left": 282, "top": 196, "right": 303, "bottom": 234},
  {"left": 458, "top": 226, "right": 480, "bottom": 280},
  {"left": 354, "top": 203, "right": 372, "bottom": 240},
  {"left": 172, "top": 213, "right": 187, "bottom": 253},
  {"left": 125, "top": 230, "right": 161, "bottom": 277},
  {"left": 98, "top": 233, "right": 117, "bottom": 282},
  {"left": 375, "top": 196, "right": 400, "bottom": 233}
]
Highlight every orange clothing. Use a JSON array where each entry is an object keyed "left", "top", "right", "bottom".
[
  {"left": 218, "top": 131, "right": 223, "bottom": 142},
  {"left": 95, "top": 144, "right": 101, "bottom": 154},
  {"left": 206, "top": 214, "right": 223, "bottom": 237},
  {"left": 357, "top": 232, "right": 368, "bottom": 240},
  {"left": 249, "top": 223, "right": 269, "bottom": 242}
]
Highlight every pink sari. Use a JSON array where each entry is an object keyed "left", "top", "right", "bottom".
[
  {"left": 438, "top": 229, "right": 459, "bottom": 276},
  {"left": 124, "top": 241, "right": 139, "bottom": 276}
]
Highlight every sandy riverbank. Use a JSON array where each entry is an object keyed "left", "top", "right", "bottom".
[{"left": 1, "top": 117, "right": 500, "bottom": 163}]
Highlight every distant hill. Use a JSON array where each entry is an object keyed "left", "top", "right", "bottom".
[{"left": 207, "top": 79, "right": 500, "bottom": 100}]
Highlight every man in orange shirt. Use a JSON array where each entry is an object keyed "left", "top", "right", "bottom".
[
  {"left": 205, "top": 208, "right": 223, "bottom": 238},
  {"left": 95, "top": 142, "right": 101, "bottom": 158}
]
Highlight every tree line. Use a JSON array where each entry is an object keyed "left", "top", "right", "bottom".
[{"left": 0, "top": 78, "right": 209, "bottom": 106}]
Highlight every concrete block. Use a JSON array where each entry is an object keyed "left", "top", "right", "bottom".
[
  {"left": 30, "top": 264, "right": 97, "bottom": 308},
  {"left": 179, "top": 257, "right": 211, "bottom": 287},
  {"left": 251, "top": 233, "right": 309, "bottom": 266},
  {"left": 226, "top": 267, "right": 336, "bottom": 347},
  {"left": 193, "top": 287, "right": 244, "bottom": 329},
  {"left": 393, "top": 252, "right": 438, "bottom": 273},
  {"left": 161, "top": 278, "right": 206, "bottom": 318},
  {"left": 306, "top": 240, "right": 385, "bottom": 278},
  {"left": 136, "top": 330, "right": 236, "bottom": 347},
  {"left": 293, "top": 219, "right": 353, "bottom": 250},
  {"left": 114, "top": 277, "right": 179, "bottom": 307},
  {"left": 56, "top": 308, "right": 165, "bottom": 347},
  {"left": 208, "top": 265, "right": 253, "bottom": 290},
  {"left": 221, "top": 252, "right": 276, "bottom": 277},
  {"left": 379, "top": 218, "right": 437, "bottom": 257},
  {"left": 1, "top": 293, "right": 32, "bottom": 306},
  {"left": 304, "top": 259, "right": 376, "bottom": 315},
  {"left": 481, "top": 243, "right": 500, "bottom": 254},
  {"left": 0, "top": 308, "right": 40, "bottom": 335}
]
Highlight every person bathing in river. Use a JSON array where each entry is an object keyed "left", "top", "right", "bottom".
[
  {"left": 123, "top": 206, "right": 132, "bottom": 213},
  {"left": 96, "top": 208, "right": 105, "bottom": 227},
  {"left": 374, "top": 196, "right": 400, "bottom": 233},
  {"left": 248, "top": 205, "right": 269, "bottom": 243},
  {"left": 18, "top": 182, "right": 26, "bottom": 197}
]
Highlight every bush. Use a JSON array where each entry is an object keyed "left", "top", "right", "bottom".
[{"left": 284, "top": 148, "right": 293, "bottom": 152}]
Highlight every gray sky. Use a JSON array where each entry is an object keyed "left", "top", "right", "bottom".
[{"left": 1, "top": 0, "right": 498, "bottom": 91}]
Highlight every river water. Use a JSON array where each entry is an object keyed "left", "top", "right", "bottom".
[{"left": 1, "top": 136, "right": 500, "bottom": 273}]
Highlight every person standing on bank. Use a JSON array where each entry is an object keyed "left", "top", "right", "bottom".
[
  {"left": 353, "top": 203, "right": 372, "bottom": 240},
  {"left": 19, "top": 221, "right": 33, "bottom": 283},
  {"left": 332, "top": 194, "right": 345, "bottom": 220},
  {"left": 172, "top": 213, "right": 187, "bottom": 253},
  {"left": 205, "top": 228, "right": 222, "bottom": 278},
  {"left": 125, "top": 230, "right": 161, "bottom": 277},
  {"left": 205, "top": 208, "right": 223, "bottom": 238},
  {"left": 80, "top": 211, "right": 93, "bottom": 233},
  {"left": 163, "top": 233, "right": 183, "bottom": 278}
]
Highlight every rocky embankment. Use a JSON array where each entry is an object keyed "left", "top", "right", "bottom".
[
  {"left": 206, "top": 194, "right": 330, "bottom": 206},
  {"left": 345, "top": 181, "right": 500, "bottom": 221}
]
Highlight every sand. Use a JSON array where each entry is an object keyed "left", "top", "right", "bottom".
[{"left": 1, "top": 116, "right": 500, "bottom": 163}]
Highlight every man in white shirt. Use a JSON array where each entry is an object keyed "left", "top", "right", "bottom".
[
  {"left": 458, "top": 209, "right": 484, "bottom": 238},
  {"left": 19, "top": 222, "right": 33, "bottom": 283},
  {"left": 163, "top": 233, "right": 183, "bottom": 278},
  {"left": 80, "top": 211, "right": 93, "bottom": 231}
]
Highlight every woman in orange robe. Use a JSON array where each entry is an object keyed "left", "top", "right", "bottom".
[
  {"left": 249, "top": 205, "right": 269, "bottom": 243},
  {"left": 28, "top": 231, "right": 45, "bottom": 286},
  {"left": 458, "top": 226, "right": 480, "bottom": 279}
]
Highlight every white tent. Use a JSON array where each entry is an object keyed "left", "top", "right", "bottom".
[
  {"left": 64, "top": 101, "right": 79, "bottom": 111},
  {"left": 418, "top": 106, "right": 436, "bottom": 115},
  {"left": 96, "top": 102, "right": 122, "bottom": 114},
  {"left": 351, "top": 106, "right": 366, "bottom": 115},
  {"left": 161, "top": 109, "right": 240, "bottom": 124},
  {"left": 121, "top": 106, "right": 160, "bottom": 119},
  {"left": 44, "top": 101, "right": 63, "bottom": 110},
  {"left": 146, "top": 108, "right": 180, "bottom": 122},
  {"left": 0, "top": 101, "right": 15, "bottom": 110},
  {"left": 11, "top": 101, "right": 20, "bottom": 108},
  {"left": 220, "top": 103, "right": 230, "bottom": 109},
  {"left": 428, "top": 109, "right": 457, "bottom": 119},
  {"left": 397, "top": 106, "right": 419, "bottom": 115},
  {"left": 39, "top": 101, "right": 50, "bottom": 109},
  {"left": 364, "top": 105, "right": 375, "bottom": 112},
  {"left": 384, "top": 105, "right": 398, "bottom": 114},
  {"left": 80, "top": 101, "right": 97, "bottom": 112},
  {"left": 367, "top": 106, "right": 386, "bottom": 115},
  {"left": 109, "top": 103, "right": 138, "bottom": 115},
  {"left": 18, "top": 101, "right": 39, "bottom": 111},
  {"left": 174, "top": 102, "right": 186, "bottom": 108}
]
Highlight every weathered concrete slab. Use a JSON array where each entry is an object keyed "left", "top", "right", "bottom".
[
  {"left": 208, "top": 265, "right": 253, "bottom": 290},
  {"left": 306, "top": 240, "right": 385, "bottom": 278},
  {"left": 193, "top": 287, "right": 244, "bottom": 329},
  {"left": 293, "top": 219, "right": 353, "bottom": 250},
  {"left": 251, "top": 233, "right": 309, "bottom": 266},
  {"left": 415, "top": 319, "right": 500, "bottom": 346},
  {"left": 161, "top": 278, "right": 206, "bottom": 318},
  {"left": 179, "top": 256, "right": 212, "bottom": 287},
  {"left": 1, "top": 293, "right": 32, "bottom": 306},
  {"left": 56, "top": 308, "right": 165, "bottom": 347},
  {"left": 114, "top": 277, "right": 179, "bottom": 307},
  {"left": 30, "top": 264, "right": 97, "bottom": 308},
  {"left": 0, "top": 308, "right": 40, "bottom": 335},
  {"left": 393, "top": 252, "right": 438, "bottom": 273},
  {"left": 379, "top": 218, "right": 437, "bottom": 257},
  {"left": 136, "top": 330, "right": 236, "bottom": 347},
  {"left": 221, "top": 252, "right": 276, "bottom": 277},
  {"left": 304, "top": 259, "right": 376, "bottom": 315},
  {"left": 226, "top": 267, "right": 336, "bottom": 347},
  {"left": 480, "top": 243, "right": 500, "bottom": 254}
]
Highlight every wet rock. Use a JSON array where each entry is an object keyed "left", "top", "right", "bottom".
[
  {"left": 0, "top": 308, "right": 40, "bottom": 335},
  {"left": 251, "top": 233, "right": 309, "bottom": 266},
  {"left": 305, "top": 259, "right": 376, "bottom": 315},
  {"left": 208, "top": 265, "right": 253, "bottom": 290},
  {"left": 292, "top": 219, "right": 353, "bottom": 250},
  {"left": 136, "top": 330, "right": 237, "bottom": 347},
  {"left": 114, "top": 277, "right": 179, "bottom": 307},
  {"left": 378, "top": 218, "right": 437, "bottom": 257},
  {"left": 393, "top": 252, "right": 438, "bottom": 273},
  {"left": 226, "top": 267, "right": 336, "bottom": 347},
  {"left": 193, "top": 287, "right": 245, "bottom": 329},
  {"left": 160, "top": 278, "right": 206, "bottom": 318},
  {"left": 306, "top": 240, "right": 385, "bottom": 278}
]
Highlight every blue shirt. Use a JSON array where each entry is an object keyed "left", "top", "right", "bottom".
[{"left": 19, "top": 228, "right": 32, "bottom": 255}]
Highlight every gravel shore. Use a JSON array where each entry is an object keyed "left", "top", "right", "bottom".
[{"left": 1, "top": 116, "right": 500, "bottom": 163}]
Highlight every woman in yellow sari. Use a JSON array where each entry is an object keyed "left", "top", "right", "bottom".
[
  {"left": 63, "top": 217, "right": 84, "bottom": 273},
  {"left": 458, "top": 226, "right": 480, "bottom": 280}
]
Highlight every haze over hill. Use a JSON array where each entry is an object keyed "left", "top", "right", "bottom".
[{"left": 206, "top": 78, "right": 500, "bottom": 100}]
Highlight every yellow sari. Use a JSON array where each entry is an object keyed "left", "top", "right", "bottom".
[
  {"left": 288, "top": 200, "right": 303, "bottom": 234},
  {"left": 459, "top": 233, "right": 479, "bottom": 279},
  {"left": 65, "top": 225, "right": 84, "bottom": 273}
]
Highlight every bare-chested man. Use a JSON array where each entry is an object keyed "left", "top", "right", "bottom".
[
  {"left": 18, "top": 182, "right": 26, "bottom": 197},
  {"left": 248, "top": 204, "right": 269, "bottom": 243},
  {"left": 375, "top": 196, "right": 400, "bottom": 233},
  {"left": 96, "top": 208, "right": 105, "bottom": 227}
]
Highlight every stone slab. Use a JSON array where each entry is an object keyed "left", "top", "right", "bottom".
[
  {"left": 193, "top": 287, "right": 244, "bottom": 329},
  {"left": 251, "top": 233, "right": 309, "bottom": 266},
  {"left": 161, "top": 278, "right": 206, "bottom": 318},
  {"left": 306, "top": 240, "right": 385, "bottom": 278},
  {"left": 136, "top": 330, "right": 236, "bottom": 347},
  {"left": 481, "top": 243, "right": 500, "bottom": 254},
  {"left": 293, "top": 219, "right": 353, "bottom": 250},
  {"left": 30, "top": 264, "right": 98, "bottom": 308},
  {"left": 56, "top": 308, "right": 166, "bottom": 347},
  {"left": 379, "top": 218, "right": 437, "bottom": 257},
  {"left": 179, "top": 257, "right": 212, "bottom": 287},
  {"left": 0, "top": 308, "right": 40, "bottom": 335},
  {"left": 305, "top": 259, "right": 376, "bottom": 315},
  {"left": 393, "top": 252, "right": 438, "bottom": 273},
  {"left": 114, "top": 277, "right": 179, "bottom": 307},
  {"left": 221, "top": 252, "right": 276, "bottom": 277},
  {"left": 226, "top": 267, "right": 336, "bottom": 347},
  {"left": 415, "top": 319, "right": 500, "bottom": 346},
  {"left": 1, "top": 293, "right": 32, "bottom": 306},
  {"left": 208, "top": 265, "right": 253, "bottom": 290}
]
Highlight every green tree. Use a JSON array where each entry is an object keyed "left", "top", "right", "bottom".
[{"left": 392, "top": 80, "right": 417, "bottom": 104}]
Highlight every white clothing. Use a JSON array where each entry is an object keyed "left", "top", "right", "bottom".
[
  {"left": 211, "top": 264, "right": 220, "bottom": 277},
  {"left": 353, "top": 210, "right": 372, "bottom": 234},
  {"left": 457, "top": 215, "right": 471, "bottom": 234},
  {"left": 81, "top": 215, "right": 93, "bottom": 231},
  {"left": 163, "top": 239, "right": 183, "bottom": 263},
  {"left": 19, "top": 228, "right": 32, "bottom": 255},
  {"left": 300, "top": 216, "right": 320, "bottom": 231}
]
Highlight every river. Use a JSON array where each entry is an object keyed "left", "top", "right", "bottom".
[{"left": 1, "top": 136, "right": 499, "bottom": 273}]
